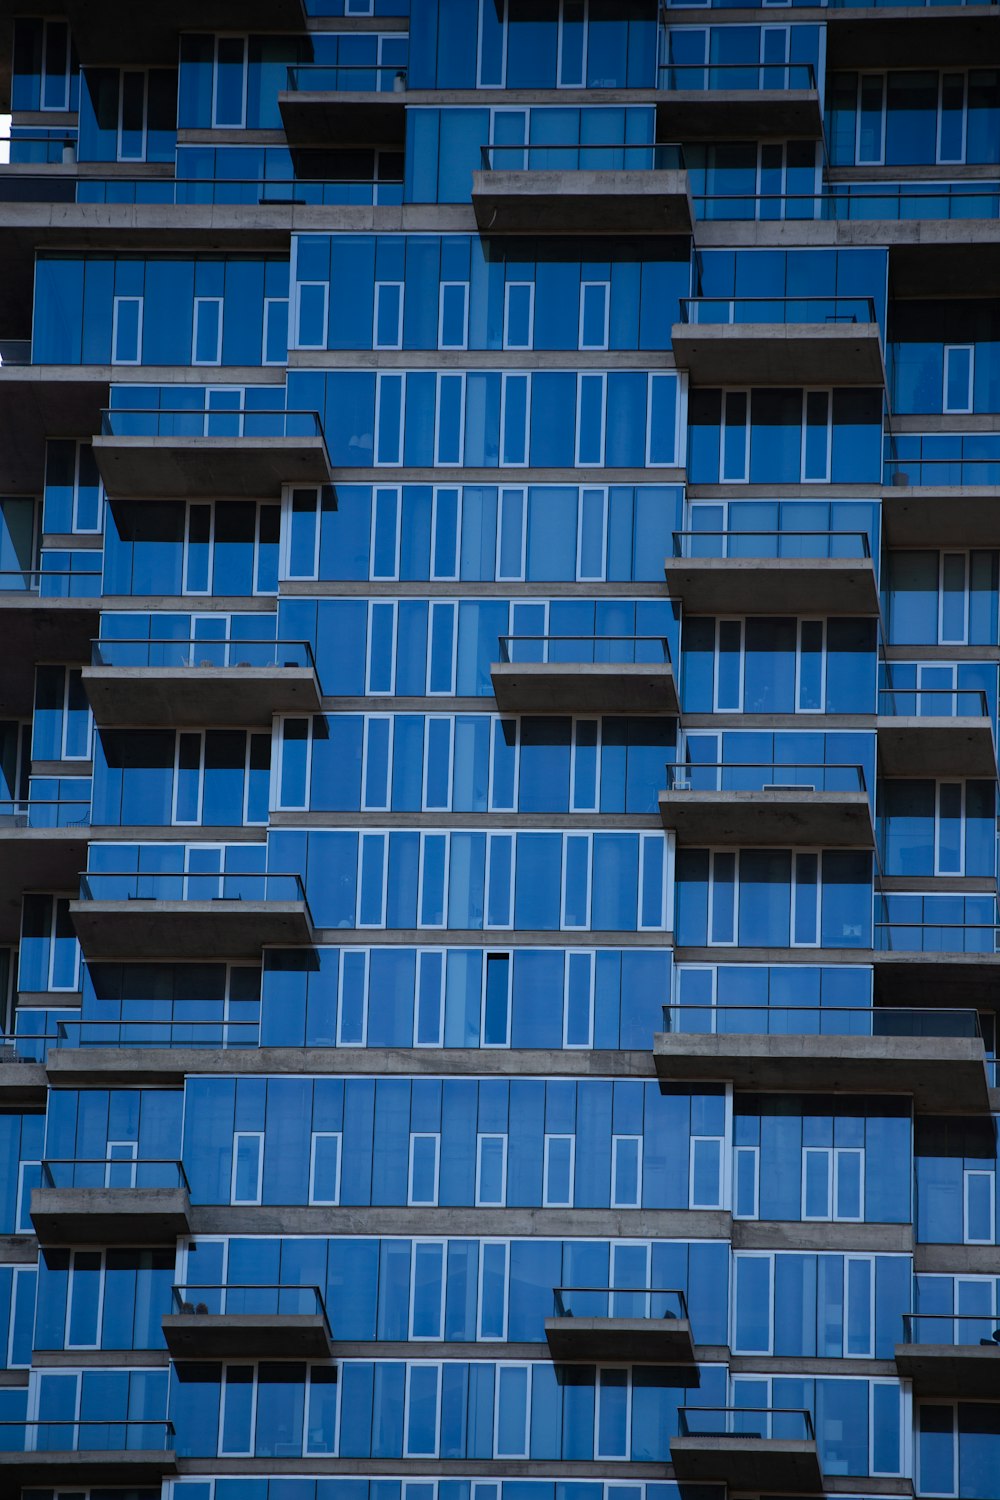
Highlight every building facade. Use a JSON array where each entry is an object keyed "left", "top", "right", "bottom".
[{"left": 0, "top": 0, "right": 995, "bottom": 1496}]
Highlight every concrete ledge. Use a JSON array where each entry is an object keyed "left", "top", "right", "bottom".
[
  {"left": 659, "top": 789, "right": 873, "bottom": 847},
  {"left": 663, "top": 556, "right": 880, "bottom": 615},
  {"left": 0, "top": 598, "right": 100, "bottom": 723},
  {"left": 0, "top": 1063, "right": 47, "bottom": 1106},
  {"left": 31, "top": 1186, "right": 191, "bottom": 1245},
  {"left": 653, "top": 1031, "right": 991, "bottom": 1113},
  {"left": 82, "top": 665, "right": 323, "bottom": 728},
  {"left": 877, "top": 717, "right": 998, "bottom": 778},
  {"left": 882, "top": 486, "right": 1000, "bottom": 547},
  {"left": 670, "top": 1434, "right": 822, "bottom": 1491},
  {"left": 163, "top": 1311, "right": 332, "bottom": 1359},
  {"left": 545, "top": 1316, "right": 694, "bottom": 1364},
  {"left": 279, "top": 91, "right": 406, "bottom": 147},
  {"left": 656, "top": 90, "right": 822, "bottom": 141},
  {"left": 92, "top": 434, "right": 332, "bottom": 500},
  {"left": 895, "top": 1342, "right": 1000, "bottom": 1397},
  {"left": 0, "top": 1450, "right": 177, "bottom": 1484},
  {"left": 826, "top": 9, "right": 999, "bottom": 70},
  {"left": 0, "top": 367, "right": 109, "bottom": 493},
  {"left": 491, "top": 662, "right": 677, "bottom": 715},
  {"left": 0, "top": 828, "right": 90, "bottom": 943},
  {"left": 69, "top": 900, "right": 315, "bottom": 959},
  {"left": 671, "top": 321, "right": 885, "bottom": 387},
  {"left": 472, "top": 170, "right": 693, "bottom": 235},
  {"left": 875, "top": 952, "right": 1000, "bottom": 1009}
]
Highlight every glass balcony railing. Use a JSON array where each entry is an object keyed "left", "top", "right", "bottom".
[
  {"left": 903, "top": 1313, "right": 1000, "bottom": 1347},
  {"left": 40, "top": 1158, "right": 190, "bottom": 1191},
  {"left": 78, "top": 871, "right": 308, "bottom": 905},
  {"left": 553, "top": 1286, "right": 688, "bottom": 1320},
  {"left": 497, "top": 634, "right": 670, "bottom": 666},
  {"left": 286, "top": 63, "right": 407, "bottom": 92},
  {"left": 694, "top": 186, "right": 1000, "bottom": 222},
  {"left": 661, "top": 1004, "right": 983, "bottom": 1039},
  {"left": 0, "top": 799, "right": 90, "bottom": 829},
  {"left": 678, "top": 1406, "right": 815, "bottom": 1441},
  {"left": 664, "top": 762, "right": 866, "bottom": 794},
  {"left": 76, "top": 177, "right": 404, "bottom": 207},
  {"left": 91, "top": 637, "right": 316, "bottom": 672},
  {"left": 658, "top": 62, "right": 816, "bottom": 91},
  {"left": 53, "top": 1018, "right": 260, "bottom": 1051},
  {"left": 885, "top": 456, "right": 1000, "bottom": 486},
  {"left": 100, "top": 408, "right": 326, "bottom": 442},
  {"left": 677, "top": 296, "right": 876, "bottom": 326},
  {"left": 172, "top": 1283, "right": 331, "bottom": 1325},
  {"left": 875, "top": 922, "right": 1000, "bottom": 955},
  {"left": 0, "top": 567, "right": 103, "bottom": 598},
  {"left": 672, "top": 529, "right": 871, "bottom": 560},
  {"left": 0, "top": 1419, "right": 175, "bottom": 1454},
  {"left": 877, "top": 687, "right": 990, "bottom": 718},
  {"left": 480, "top": 142, "right": 685, "bottom": 172}
]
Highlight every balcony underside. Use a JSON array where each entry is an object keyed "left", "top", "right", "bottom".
[
  {"left": 653, "top": 1032, "right": 991, "bottom": 1113},
  {"left": 545, "top": 1317, "right": 695, "bottom": 1364},
  {"left": 656, "top": 90, "right": 822, "bottom": 141},
  {"left": 491, "top": 662, "right": 678, "bottom": 715},
  {"left": 82, "top": 665, "right": 323, "bottom": 728},
  {"left": 0, "top": 1451, "right": 177, "bottom": 1485},
  {"left": 0, "top": 828, "right": 90, "bottom": 943},
  {"left": 11, "top": 0, "right": 305, "bottom": 62},
  {"left": 91, "top": 434, "right": 333, "bottom": 500},
  {"left": 874, "top": 953, "right": 1000, "bottom": 1009},
  {"left": 0, "top": 598, "right": 100, "bottom": 720},
  {"left": 31, "top": 1186, "right": 192, "bottom": 1245},
  {"left": 163, "top": 1312, "right": 333, "bottom": 1359},
  {"left": 0, "top": 368, "right": 108, "bottom": 493},
  {"left": 663, "top": 556, "right": 880, "bottom": 615},
  {"left": 279, "top": 91, "right": 406, "bottom": 147},
  {"left": 69, "top": 900, "right": 314, "bottom": 960},
  {"left": 881, "top": 487, "right": 1000, "bottom": 547},
  {"left": 0, "top": 1063, "right": 47, "bottom": 1107},
  {"left": 658, "top": 789, "right": 874, "bottom": 848},
  {"left": 671, "top": 323, "right": 885, "bottom": 387},
  {"left": 471, "top": 170, "right": 693, "bottom": 235},
  {"left": 895, "top": 1343, "right": 1000, "bottom": 1397},
  {"left": 876, "top": 718, "right": 998, "bottom": 778},
  {"left": 670, "top": 1434, "right": 822, "bottom": 1492},
  {"left": 826, "top": 9, "right": 999, "bottom": 70}
]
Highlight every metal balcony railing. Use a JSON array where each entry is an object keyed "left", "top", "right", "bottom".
[
  {"left": 903, "top": 1312, "right": 1000, "bottom": 1346},
  {"left": 664, "top": 762, "right": 866, "bottom": 794},
  {"left": 76, "top": 177, "right": 404, "bottom": 207},
  {"left": 172, "top": 1283, "right": 331, "bottom": 1328},
  {"left": 885, "top": 456, "right": 1000, "bottom": 486},
  {"left": 553, "top": 1286, "right": 688, "bottom": 1320},
  {"left": 77, "top": 871, "right": 308, "bottom": 905},
  {"left": 0, "top": 567, "right": 103, "bottom": 598},
  {"left": 39, "top": 1158, "right": 190, "bottom": 1191},
  {"left": 51, "top": 1018, "right": 260, "bottom": 1050},
  {"left": 874, "top": 922, "right": 1000, "bottom": 955},
  {"left": 286, "top": 63, "right": 407, "bottom": 91},
  {"left": 91, "top": 636, "right": 317, "bottom": 673},
  {"left": 658, "top": 62, "right": 816, "bottom": 91},
  {"left": 498, "top": 634, "right": 670, "bottom": 666},
  {"left": 678, "top": 1406, "right": 815, "bottom": 1440},
  {"left": 678, "top": 296, "right": 876, "bottom": 326},
  {"left": 0, "top": 1419, "right": 175, "bottom": 1454},
  {"left": 100, "top": 407, "right": 327, "bottom": 443},
  {"left": 0, "top": 799, "right": 90, "bottom": 829},
  {"left": 480, "top": 142, "right": 685, "bottom": 172},
  {"left": 661, "top": 1004, "right": 983, "bottom": 1039},
  {"left": 877, "top": 687, "right": 990, "bottom": 718},
  {"left": 671, "top": 529, "right": 871, "bottom": 560},
  {"left": 693, "top": 185, "right": 1000, "bottom": 222}
]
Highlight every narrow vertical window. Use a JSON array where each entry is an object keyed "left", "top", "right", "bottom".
[
  {"left": 943, "top": 345, "right": 974, "bottom": 414},
  {"left": 476, "top": 1134, "right": 508, "bottom": 1206},
  {"left": 112, "top": 296, "right": 142, "bottom": 364},
  {"left": 374, "top": 281, "right": 404, "bottom": 349},
  {"left": 543, "top": 1134, "right": 575, "bottom": 1206},
  {"left": 611, "top": 1136, "right": 642, "bottom": 1207},
  {"left": 802, "top": 390, "right": 831, "bottom": 481},
  {"left": 857, "top": 74, "right": 886, "bottom": 165},
  {"left": 231, "top": 1132, "right": 263, "bottom": 1205},
  {"left": 439, "top": 283, "right": 469, "bottom": 349},
  {"left": 296, "top": 282, "right": 329, "bottom": 350},
  {"left": 579, "top": 281, "right": 609, "bottom": 349},
  {"left": 309, "top": 1132, "right": 341, "bottom": 1205},
  {"left": 721, "top": 391, "right": 749, "bottom": 482},
  {"left": 482, "top": 952, "right": 510, "bottom": 1047},
  {"left": 193, "top": 297, "right": 223, "bottom": 365},
  {"left": 503, "top": 283, "right": 533, "bottom": 349},
  {"left": 214, "top": 35, "right": 248, "bottom": 128},
  {"left": 408, "top": 1134, "right": 441, "bottom": 1205},
  {"left": 576, "top": 374, "right": 606, "bottom": 466}
]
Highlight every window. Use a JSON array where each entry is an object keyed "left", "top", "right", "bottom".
[
  {"left": 41, "top": 20, "right": 71, "bottom": 111},
  {"left": 213, "top": 35, "right": 248, "bottom": 128},
  {"left": 939, "top": 553, "right": 970, "bottom": 643},
  {"left": 576, "top": 373, "right": 606, "bottom": 466},
  {"left": 439, "top": 282, "right": 469, "bottom": 349},
  {"left": 802, "top": 390, "right": 832, "bottom": 481},
  {"left": 500, "top": 373, "right": 529, "bottom": 466},
  {"left": 410, "top": 1240, "right": 446, "bottom": 1339},
  {"left": 295, "top": 281, "right": 329, "bottom": 350},
  {"left": 558, "top": 0, "right": 588, "bottom": 87},
  {"left": 370, "top": 486, "right": 401, "bottom": 579},
  {"left": 193, "top": 297, "right": 223, "bottom": 365},
  {"left": 938, "top": 72, "right": 967, "bottom": 163},
  {"left": 422, "top": 717, "right": 453, "bottom": 810},
  {"left": 404, "top": 1363, "right": 441, "bottom": 1456},
  {"left": 596, "top": 1368, "right": 631, "bottom": 1458},
  {"left": 430, "top": 487, "right": 461, "bottom": 580},
  {"left": 374, "top": 282, "right": 404, "bottom": 349},
  {"left": 337, "top": 949, "right": 369, "bottom": 1046},
  {"left": 309, "top": 1132, "right": 341, "bottom": 1205},
  {"left": 494, "top": 1364, "right": 530, "bottom": 1457},
  {"left": 283, "top": 487, "right": 322, "bottom": 580},
  {"left": 408, "top": 1133, "right": 441, "bottom": 1205},
  {"left": 375, "top": 373, "right": 404, "bottom": 465},
  {"left": 944, "top": 345, "right": 974, "bottom": 414},
  {"left": 611, "top": 1135, "right": 642, "bottom": 1207},
  {"left": 543, "top": 1134, "right": 575, "bottom": 1206},
  {"left": 734, "top": 1144, "right": 760, "bottom": 1218},
  {"left": 496, "top": 487, "right": 526, "bottom": 581},
  {"left": 561, "top": 833, "right": 592, "bottom": 928},
  {"left": 563, "top": 949, "right": 594, "bottom": 1047},
  {"left": 857, "top": 73, "right": 886, "bottom": 165},
  {"left": 964, "top": 1168, "right": 994, "bottom": 1244},
  {"left": 721, "top": 390, "right": 750, "bottom": 482},
  {"left": 476, "top": 1134, "right": 508, "bottom": 1205},
  {"left": 803, "top": 1147, "right": 864, "bottom": 1221},
  {"left": 231, "top": 1132, "right": 263, "bottom": 1205},
  {"left": 482, "top": 952, "right": 511, "bottom": 1046},
  {"left": 935, "top": 781, "right": 965, "bottom": 875},
  {"left": 112, "top": 295, "right": 142, "bottom": 364},
  {"left": 579, "top": 281, "right": 610, "bottom": 349},
  {"left": 690, "top": 1135, "right": 724, "bottom": 1209},
  {"left": 503, "top": 282, "right": 533, "bottom": 349},
  {"left": 66, "top": 1250, "right": 103, "bottom": 1349},
  {"left": 262, "top": 296, "right": 288, "bottom": 365},
  {"left": 219, "top": 1364, "right": 255, "bottom": 1455},
  {"left": 117, "top": 71, "right": 148, "bottom": 161},
  {"left": 415, "top": 950, "right": 445, "bottom": 1046},
  {"left": 577, "top": 487, "right": 608, "bottom": 581},
  {"left": 105, "top": 1141, "right": 137, "bottom": 1189},
  {"left": 478, "top": 1241, "right": 509, "bottom": 1339}
]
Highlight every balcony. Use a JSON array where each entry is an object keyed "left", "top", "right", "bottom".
[
  {"left": 665, "top": 531, "right": 879, "bottom": 615},
  {"left": 0, "top": 1422, "right": 176, "bottom": 1486},
  {"left": 896, "top": 1313, "right": 1000, "bottom": 1397},
  {"left": 82, "top": 636, "right": 322, "bottom": 728},
  {"left": 0, "top": 360, "right": 110, "bottom": 494},
  {"left": 0, "top": 569, "right": 102, "bottom": 719},
  {"left": 655, "top": 63, "right": 822, "bottom": 140},
  {"left": 672, "top": 297, "right": 884, "bottom": 386},
  {"left": 655, "top": 1005, "right": 991, "bottom": 1112},
  {"left": 19, "top": 0, "right": 305, "bottom": 62},
  {"left": 877, "top": 688, "right": 997, "bottom": 777},
  {"left": 491, "top": 635, "right": 676, "bottom": 715},
  {"left": 280, "top": 65, "right": 408, "bottom": 147},
  {"left": 671, "top": 1406, "right": 821, "bottom": 1492},
  {"left": 660, "top": 763, "right": 873, "bottom": 847},
  {"left": 31, "top": 1159, "right": 191, "bottom": 1245},
  {"left": 873, "top": 913, "right": 1000, "bottom": 1006},
  {"left": 825, "top": 5, "right": 999, "bottom": 71},
  {"left": 545, "top": 1287, "right": 693, "bottom": 1364},
  {"left": 473, "top": 143, "right": 691, "bottom": 235},
  {"left": 0, "top": 799, "right": 91, "bottom": 941},
  {"left": 70, "top": 871, "right": 315, "bottom": 960},
  {"left": 92, "top": 408, "right": 332, "bottom": 500},
  {"left": 163, "top": 1284, "right": 334, "bottom": 1358},
  {"left": 0, "top": 1045, "right": 47, "bottom": 1106},
  {"left": 883, "top": 459, "right": 1000, "bottom": 546}
]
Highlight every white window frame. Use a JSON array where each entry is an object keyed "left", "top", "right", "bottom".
[
  {"left": 576, "top": 486, "right": 608, "bottom": 581},
  {"left": 422, "top": 715, "right": 454, "bottom": 811},
  {"left": 595, "top": 1366, "right": 632, "bottom": 1459},
  {"left": 8, "top": 1265, "right": 34, "bottom": 1368},
  {"left": 720, "top": 388, "right": 750, "bottom": 483},
  {"left": 374, "top": 280, "right": 404, "bottom": 350},
  {"left": 496, "top": 486, "right": 527, "bottom": 582},
  {"left": 370, "top": 484, "right": 402, "bottom": 581},
  {"left": 713, "top": 618, "right": 745, "bottom": 713},
  {"left": 579, "top": 279, "right": 610, "bottom": 350},
  {"left": 435, "top": 372, "right": 466, "bottom": 467},
  {"left": 192, "top": 296, "right": 224, "bottom": 366},
  {"left": 638, "top": 831, "right": 670, "bottom": 932},
  {"left": 280, "top": 485, "right": 322, "bottom": 582},
  {"left": 64, "top": 1248, "right": 105, "bottom": 1351},
  {"left": 499, "top": 371, "right": 530, "bottom": 467},
  {"left": 569, "top": 716, "right": 601, "bottom": 813},
  {"left": 936, "top": 71, "right": 968, "bottom": 165},
  {"left": 934, "top": 779, "right": 966, "bottom": 876},
  {"left": 542, "top": 1133, "right": 575, "bottom": 1207},
  {"left": 116, "top": 70, "right": 148, "bottom": 162},
  {"left": 438, "top": 281, "right": 470, "bottom": 350},
  {"left": 417, "top": 830, "right": 450, "bottom": 930},
  {"left": 732, "top": 1251, "right": 775, "bottom": 1355},
  {"left": 408, "top": 1132, "right": 442, "bottom": 1205},
  {"left": 218, "top": 1362, "right": 257, "bottom": 1457},
  {"left": 409, "top": 1239, "right": 447, "bottom": 1340},
  {"left": 561, "top": 831, "right": 592, "bottom": 930},
  {"left": 15, "top": 1161, "right": 40, "bottom": 1234},
  {"left": 426, "top": 600, "right": 458, "bottom": 694},
  {"left": 801, "top": 388, "right": 833, "bottom": 483},
  {"left": 707, "top": 849, "right": 738, "bottom": 947},
  {"left": 790, "top": 848, "right": 821, "bottom": 948},
  {"left": 733, "top": 1143, "right": 760, "bottom": 1219},
  {"left": 172, "top": 729, "right": 205, "bottom": 826},
  {"left": 855, "top": 71, "right": 887, "bottom": 167},
  {"left": 366, "top": 599, "right": 398, "bottom": 695},
  {"left": 475, "top": 1133, "right": 509, "bottom": 1206},
  {"left": 690, "top": 1133, "right": 725, "bottom": 1209},
  {"left": 414, "top": 948, "right": 445, "bottom": 1048},
  {"left": 477, "top": 1239, "right": 510, "bottom": 1339},
  {"left": 562, "top": 948, "right": 595, "bottom": 1048},
  {"left": 611, "top": 1134, "right": 643, "bottom": 1208},
  {"left": 795, "top": 617, "right": 827, "bottom": 713},
  {"left": 230, "top": 1131, "right": 264, "bottom": 1206},
  {"left": 294, "top": 280, "right": 329, "bottom": 352},
  {"left": 308, "top": 1131, "right": 342, "bottom": 1206},
  {"left": 337, "top": 948, "right": 369, "bottom": 1047},
  {"left": 212, "top": 33, "right": 249, "bottom": 130},
  {"left": 938, "top": 551, "right": 970, "bottom": 644},
  {"left": 430, "top": 485, "right": 462, "bottom": 580},
  {"left": 357, "top": 831, "right": 389, "bottom": 928},
  {"left": 481, "top": 947, "right": 513, "bottom": 1046},
  {"left": 484, "top": 831, "right": 515, "bottom": 931},
  {"left": 40, "top": 18, "right": 72, "bottom": 111},
  {"left": 557, "top": 0, "right": 589, "bottom": 88},
  {"left": 846, "top": 1253, "right": 876, "bottom": 1358},
  {"left": 575, "top": 371, "right": 607, "bottom": 467},
  {"left": 493, "top": 1362, "right": 531, "bottom": 1458},
  {"left": 111, "top": 295, "right": 143, "bottom": 365},
  {"left": 273, "top": 714, "right": 313, "bottom": 813},
  {"left": 361, "top": 709, "right": 394, "bottom": 816},
  {"left": 503, "top": 280, "right": 534, "bottom": 350},
  {"left": 943, "top": 344, "right": 975, "bottom": 414},
  {"left": 964, "top": 1167, "right": 995, "bottom": 1245},
  {"left": 262, "top": 295, "right": 288, "bottom": 366}
]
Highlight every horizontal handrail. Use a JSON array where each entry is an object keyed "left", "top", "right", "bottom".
[
  {"left": 172, "top": 1282, "right": 331, "bottom": 1332},
  {"left": 903, "top": 1312, "right": 1000, "bottom": 1344},
  {"left": 885, "top": 458, "right": 1000, "bottom": 483},
  {"left": 0, "top": 1418, "right": 175, "bottom": 1451},
  {"left": 672, "top": 529, "right": 871, "bottom": 560},
  {"left": 91, "top": 636, "right": 317, "bottom": 673},
  {"left": 679, "top": 1405, "right": 815, "bottom": 1440},
  {"left": 40, "top": 1157, "right": 190, "bottom": 1191},
  {"left": 692, "top": 187, "right": 1000, "bottom": 223},
  {"left": 100, "top": 407, "right": 326, "bottom": 442},
  {"left": 286, "top": 63, "right": 407, "bottom": 90},
  {"left": 874, "top": 921, "right": 1000, "bottom": 955},
  {"left": 480, "top": 142, "right": 684, "bottom": 171},
  {"left": 77, "top": 870, "right": 308, "bottom": 905},
  {"left": 661, "top": 1003, "right": 983, "bottom": 1040},
  {"left": 877, "top": 687, "right": 990, "bottom": 717},
  {"left": 664, "top": 762, "right": 866, "bottom": 793},
  {"left": 553, "top": 1285, "right": 688, "bottom": 1320},
  {"left": 497, "top": 634, "right": 670, "bottom": 666},
  {"left": 0, "top": 799, "right": 91, "bottom": 829},
  {"left": 678, "top": 295, "right": 876, "bottom": 325},
  {"left": 658, "top": 62, "right": 816, "bottom": 90}
]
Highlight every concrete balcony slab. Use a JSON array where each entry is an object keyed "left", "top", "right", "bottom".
[
  {"left": 92, "top": 432, "right": 333, "bottom": 501},
  {"left": 0, "top": 366, "right": 108, "bottom": 493},
  {"left": 279, "top": 90, "right": 406, "bottom": 147},
  {"left": 0, "top": 1450, "right": 177, "bottom": 1486},
  {"left": 82, "top": 664, "right": 322, "bottom": 728},
  {"left": 0, "top": 1062, "right": 47, "bottom": 1107},
  {"left": 545, "top": 1316, "right": 694, "bottom": 1364},
  {"left": 656, "top": 89, "right": 822, "bottom": 141},
  {"left": 874, "top": 952, "right": 1000, "bottom": 1009},
  {"left": 163, "top": 1311, "right": 333, "bottom": 1360},
  {"left": 653, "top": 1031, "right": 991, "bottom": 1113},
  {"left": 658, "top": 788, "right": 874, "bottom": 847},
  {"left": 670, "top": 1434, "right": 822, "bottom": 1491},
  {"left": 881, "top": 486, "right": 1000, "bottom": 547},
  {"left": 895, "top": 1342, "right": 1000, "bottom": 1398},
  {"left": 0, "top": 826, "right": 90, "bottom": 942},
  {"left": 491, "top": 662, "right": 678, "bottom": 715},
  {"left": 663, "top": 555, "right": 880, "bottom": 615},
  {"left": 31, "top": 1186, "right": 191, "bottom": 1245},
  {"left": 472, "top": 170, "right": 693, "bottom": 236},
  {"left": 12, "top": 0, "right": 305, "bottom": 63},
  {"left": 69, "top": 898, "right": 315, "bottom": 960},
  {"left": 671, "top": 321, "right": 885, "bottom": 386},
  {"left": 876, "top": 717, "right": 998, "bottom": 778}
]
